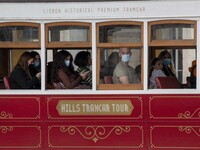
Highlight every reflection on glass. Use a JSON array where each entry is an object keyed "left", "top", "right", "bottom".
[
  {"left": 99, "top": 25, "right": 141, "bottom": 43},
  {"left": 100, "top": 48, "right": 141, "bottom": 84},
  {"left": 151, "top": 24, "right": 194, "bottom": 40},
  {"left": 46, "top": 49, "right": 92, "bottom": 90},
  {"left": 48, "top": 26, "right": 89, "bottom": 42},
  {"left": 8, "top": 50, "right": 41, "bottom": 89},
  {"left": 148, "top": 49, "right": 196, "bottom": 89},
  {"left": 0, "top": 26, "right": 39, "bottom": 42}
]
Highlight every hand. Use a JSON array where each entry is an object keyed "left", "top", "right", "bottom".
[
  {"left": 80, "top": 71, "right": 89, "bottom": 80},
  {"left": 36, "top": 72, "right": 41, "bottom": 80}
]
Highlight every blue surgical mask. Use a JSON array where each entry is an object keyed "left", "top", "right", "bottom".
[
  {"left": 121, "top": 54, "right": 130, "bottom": 62},
  {"left": 34, "top": 61, "right": 40, "bottom": 68},
  {"left": 163, "top": 59, "right": 171, "bottom": 66},
  {"left": 65, "top": 60, "right": 70, "bottom": 67}
]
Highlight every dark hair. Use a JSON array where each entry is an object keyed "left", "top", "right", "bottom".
[
  {"left": 14, "top": 51, "right": 34, "bottom": 78},
  {"left": 51, "top": 50, "right": 75, "bottom": 82},
  {"left": 135, "top": 64, "right": 141, "bottom": 74},
  {"left": 30, "top": 51, "right": 40, "bottom": 59},
  {"left": 108, "top": 52, "right": 119, "bottom": 64},
  {"left": 151, "top": 57, "right": 161, "bottom": 66},
  {"left": 158, "top": 50, "right": 171, "bottom": 60},
  {"left": 149, "top": 57, "right": 162, "bottom": 78},
  {"left": 74, "top": 51, "right": 90, "bottom": 67}
]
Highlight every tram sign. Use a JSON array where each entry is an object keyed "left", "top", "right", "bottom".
[{"left": 56, "top": 100, "right": 134, "bottom": 116}]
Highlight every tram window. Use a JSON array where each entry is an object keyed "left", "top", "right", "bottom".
[
  {"left": 48, "top": 26, "right": 89, "bottom": 42},
  {"left": 0, "top": 22, "right": 40, "bottom": 48},
  {"left": 45, "top": 22, "right": 92, "bottom": 49},
  {"left": 0, "top": 22, "right": 41, "bottom": 90},
  {"left": 99, "top": 25, "right": 141, "bottom": 43},
  {"left": 45, "top": 22, "right": 92, "bottom": 90},
  {"left": 148, "top": 20, "right": 196, "bottom": 89},
  {"left": 46, "top": 49, "right": 92, "bottom": 90},
  {"left": 97, "top": 48, "right": 143, "bottom": 90},
  {"left": 96, "top": 21, "right": 143, "bottom": 90},
  {"left": 0, "top": 26, "right": 38, "bottom": 42},
  {"left": 151, "top": 24, "right": 194, "bottom": 41},
  {"left": 0, "top": 49, "right": 41, "bottom": 89}
]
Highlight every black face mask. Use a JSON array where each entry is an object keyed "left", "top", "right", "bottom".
[
  {"left": 29, "top": 64, "right": 38, "bottom": 76},
  {"left": 28, "top": 64, "right": 35, "bottom": 70}
]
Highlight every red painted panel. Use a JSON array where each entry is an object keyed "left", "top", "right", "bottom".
[
  {"left": 150, "top": 125, "right": 200, "bottom": 149},
  {"left": 149, "top": 96, "right": 200, "bottom": 120},
  {"left": 0, "top": 125, "right": 41, "bottom": 149},
  {"left": 0, "top": 96, "right": 41, "bottom": 120},
  {"left": 46, "top": 95, "right": 143, "bottom": 120},
  {"left": 48, "top": 125, "right": 144, "bottom": 149},
  {"left": 0, "top": 94, "right": 199, "bottom": 150}
]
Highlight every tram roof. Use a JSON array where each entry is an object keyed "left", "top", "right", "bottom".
[{"left": 0, "top": 0, "right": 195, "bottom": 2}]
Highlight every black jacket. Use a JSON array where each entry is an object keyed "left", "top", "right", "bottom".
[{"left": 10, "top": 65, "right": 40, "bottom": 89}]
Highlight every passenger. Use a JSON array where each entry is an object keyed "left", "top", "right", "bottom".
[
  {"left": 29, "top": 51, "right": 41, "bottom": 77},
  {"left": 149, "top": 57, "right": 166, "bottom": 89},
  {"left": 10, "top": 52, "right": 41, "bottom": 89},
  {"left": 188, "top": 60, "right": 196, "bottom": 88},
  {"left": 51, "top": 50, "right": 89, "bottom": 89},
  {"left": 135, "top": 64, "right": 141, "bottom": 81},
  {"left": 74, "top": 51, "right": 92, "bottom": 87},
  {"left": 158, "top": 50, "right": 176, "bottom": 76},
  {"left": 112, "top": 47, "right": 139, "bottom": 84},
  {"left": 100, "top": 52, "right": 120, "bottom": 79}
]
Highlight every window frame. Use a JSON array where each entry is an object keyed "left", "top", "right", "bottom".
[
  {"left": 0, "top": 22, "right": 41, "bottom": 48},
  {"left": 148, "top": 20, "right": 197, "bottom": 47},
  {"left": 96, "top": 21, "right": 144, "bottom": 90},
  {"left": 148, "top": 20, "right": 197, "bottom": 89},
  {"left": 45, "top": 22, "right": 92, "bottom": 48}
]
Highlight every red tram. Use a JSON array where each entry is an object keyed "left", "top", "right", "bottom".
[{"left": 0, "top": 0, "right": 199, "bottom": 149}]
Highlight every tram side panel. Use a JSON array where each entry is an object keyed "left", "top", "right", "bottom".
[{"left": 0, "top": 95, "right": 45, "bottom": 150}]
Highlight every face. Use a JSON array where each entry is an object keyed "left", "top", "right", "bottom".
[
  {"left": 65, "top": 56, "right": 71, "bottom": 61},
  {"left": 119, "top": 48, "right": 131, "bottom": 56},
  {"left": 153, "top": 60, "right": 163, "bottom": 70},
  {"left": 163, "top": 53, "right": 171, "bottom": 59},
  {"left": 28, "top": 58, "right": 34, "bottom": 66},
  {"left": 35, "top": 55, "right": 40, "bottom": 62},
  {"left": 88, "top": 55, "right": 92, "bottom": 66}
]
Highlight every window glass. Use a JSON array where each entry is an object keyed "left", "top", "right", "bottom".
[
  {"left": 48, "top": 26, "right": 89, "bottom": 42},
  {"left": 99, "top": 25, "right": 141, "bottom": 43},
  {"left": 46, "top": 49, "right": 92, "bottom": 90},
  {"left": 149, "top": 21, "right": 196, "bottom": 89},
  {"left": 151, "top": 24, "right": 194, "bottom": 40},
  {"left": 148, "top": 48, "right": 196, "bottom": 89},
  {"left": 0, "top": 26, "right": 39, "bottom": 42},
  {"left": 99, "top": 48, "right": 141, "bottom": 84}
]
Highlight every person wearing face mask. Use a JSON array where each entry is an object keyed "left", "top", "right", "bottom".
[
  {"left": 29, "top": 51, "right": 41, "bottom": 77},
  {"left": 74, "top": 51, "right": 92, "bottom": 87},
  {"left": 51, "top": 50, "right": 89, "bottom": 89},
  {"left": 158, "top": 50, "right": 176, "bottom": 77},
  {"left": 9, "top": 52, "right": 41, "bottom": 89},
  {"left": 112, "top": 48, "right": 140, "bottom": 84}
]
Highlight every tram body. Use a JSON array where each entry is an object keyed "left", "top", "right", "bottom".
[{"left": 0, "top": 0, "right": 200, "bottom": 149}]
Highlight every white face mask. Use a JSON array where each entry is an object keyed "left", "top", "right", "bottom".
[
  {"left": 65, "top": 60, "right": 70, "bottom": 67},
  {"left": 121, "top": 54, "right": 130, "bottom": 62}
]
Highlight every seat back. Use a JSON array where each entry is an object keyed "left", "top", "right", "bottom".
[
  {"left": 3, "top": 76, "right": 11, "bottom": 89},
  {"left": 155, "top": 76, "right": 182, "bottom": 89},
  {"left": 104, "top": 76, "right": 113, "bottom": 84}
]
